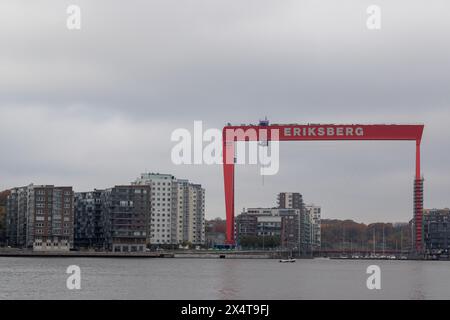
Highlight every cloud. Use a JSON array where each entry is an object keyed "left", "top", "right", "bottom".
[{"left": 0, "top": 0, "right": 449, "bottom": 222}]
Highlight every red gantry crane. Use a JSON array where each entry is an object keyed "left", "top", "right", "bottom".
[{"left": 222, "top": 120, "right": 424, "bottom": 253}]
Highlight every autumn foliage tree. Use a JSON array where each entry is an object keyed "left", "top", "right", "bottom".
[{"left": 321, "top": 219, "right": 412, "bottom": 251}]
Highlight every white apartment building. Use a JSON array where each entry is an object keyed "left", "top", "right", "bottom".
[
  {"left": 305, "top": 204, "right": 321, "bottom": 249},
  {"left": 133, "top": 173, "right": 205, "bottom": 246},
  {"left": 174, "top": 180, "right": 205, "bottom": 245},
  {"left": 134, "top": 173, "right": 175, "bottom": 245}
]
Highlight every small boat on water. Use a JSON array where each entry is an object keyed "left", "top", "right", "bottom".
[
  {"left": 279, "top": 249, "right": 296, "bottom": 263},
  {"left": 279, "top": 258, "right": 296, "bottom": 263}
]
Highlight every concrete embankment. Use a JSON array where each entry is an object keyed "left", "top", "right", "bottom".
[
  {"left": 173, "top": 253, "right": 272, "bottom": 259},
  {"left": 0, "top": 249, "right": 280, "bottom": 259},
  {"left": 0, "top": 250, "right": 171, "bottom": 258}
]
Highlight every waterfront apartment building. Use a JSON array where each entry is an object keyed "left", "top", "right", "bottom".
[
  {"left": 133, "top": 173, "right": 176, "bottom": 245},
  {"left": 279, "top": 210, "right": 300, "bottom": 249},
  {"left": 0, "top": 190, "right": 10, "bottom": 245},
  {"left": 173, "top": 179, "right": 205, "bottom": 245},
  {"left": 235, "top": 209, "right": 282, "bottom": 248},
  {"left": 74, "top": 190, "right": 105, "bottom": 249},
  {"left": 236, "top": 192, "right": 320, "bottom": 254},
  {"left": 424, "top": 208, "right": 450, "bottom": 254},
  {"left": 277, "top": 192, "right": 315, "bottom": 253},
  {"left": 6, "top": 184, "right": 74, "bottom": 251},
  {"left": 236, "top": 207, "right": 301, "bottom": 250},
  {"left": 278, "top": 192, "right": 303, "bottom": 210},
  {"left": 102, "top": 185, "right": 150, "bottom": 252},
  {"left": 235, "top": 213, "right": 257, "bottom": 239},
  {"left": 133, "top": 173, "right": 205, "bottom": 246},
  {"left": 5, "top": 186, "right": 27, "bottom": 247},
  {"left": 305, "top": 204, "right": 321, "bottom": 249},
  {"left": 73, "top": 186, "right": 151, "bottom": 252}
]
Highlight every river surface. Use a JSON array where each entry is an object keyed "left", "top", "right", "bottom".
[{"left": 1, "top": 257, "right": 449, "bottom": 299}]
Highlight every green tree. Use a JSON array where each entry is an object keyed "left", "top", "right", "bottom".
[{"left": 239, "top": 235, "right": 280, "bottom": 249}]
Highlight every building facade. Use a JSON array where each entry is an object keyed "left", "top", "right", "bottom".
[
  {"left": 73, "top": 186, "right": 151, "bottom": 252},
  {"left": 102, "top": 185, "right": 150, "bottom": 252},
  {"left": 235, "top": 213, "right": 257, "bottom": 239},
  {"left": 278, "top": 192, "right": 304, "bottom": 210},
  {"left": 0, "top": 190, "right": 10, "bottom": 245},
  {"left": 424, "top": 208, "right": 450, "bottom": 254},
  {"left": 133, "top": 173, "right": 205, "bottom": 246},
  {"left": 277, "top": 192, "right": 314, "bottom": 253},
  {"left": 173, "top": 179, "right": 205, "bottom": 245},
  {"left": 236, "top": 193, "right": 320, "bottom": 254},
  {"left": 305, "top": 204, "right": 321, "bottom": 249},
  {"left": 6, "top": 184, "right": 74, "bottom": 251},
  {"left": 74, "top": 190, "right": 105, "bottom": 249},
  {"left": 5, "top": 186, "right": 27, "bottom": 247},
  {"left": 133, "top": 173, "right": 176, "bottom": 245},
  {"left": 236, "top": 207, "right": 301, "bottom": 250},
  {"left": 280, "top": 210, "right": 300, "bottom": 249}
]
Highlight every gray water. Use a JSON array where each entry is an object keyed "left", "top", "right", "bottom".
[{"left": 1, "top": 257, "right": 449, "bottom": 299}]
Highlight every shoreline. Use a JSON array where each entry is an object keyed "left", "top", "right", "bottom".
[
  {"left": 0, "top": 249, "right": 275, "bottom": 259},
  {"left": 0, "top": 250, "right": 442, "bottom": 261}
]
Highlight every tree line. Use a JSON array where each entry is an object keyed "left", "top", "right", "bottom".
[{"left": 321, "top": 219, "right": 413, "bottom": 251}]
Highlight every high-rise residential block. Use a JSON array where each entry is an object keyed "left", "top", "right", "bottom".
[
  {"left": 73, "top": 186, "right": 151, "bottom": 252},
  {"left": 133, "top": 173, "right": 205, "bottom": 246},
  {"left": 102, "top": 185, "right": 150, "bottom": 252},
  {"left": 173, "top": 179, "right": 205, "bottom": 245},
  {"left": 424, "top": 208, "right": 450, "bottom": 254},
  {"left": 305, "top": 204, "right": 321, "bottom": 249},
  {"left": 277, "top": 192, "right": 313, "bottom": 253},
  {"left": 133, "top": 173, "right": 176, "bottom": 245},
  {"left": 74, "top": 190, "right": 105, "bottom": 249},
  {"left": 236, "top": 207, "right": 301, "bottom": 250},
  {"left": 6, "top": 184, "right": 74, "bottom": 251},
  {"left": 278, "top": 192, "right": 304, "bottom": 210},
  {"left": 0, "top": 190, "right": 10, "bottom": 245}
]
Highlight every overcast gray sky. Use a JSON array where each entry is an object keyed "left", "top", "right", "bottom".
[{"left": 1, "top": 0, "right": 449, "bottom": 223}]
